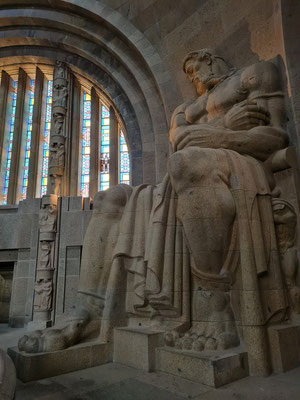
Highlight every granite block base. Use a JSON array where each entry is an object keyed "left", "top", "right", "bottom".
[
  {"left": 156, "top": 346, "right": 249, "bottom": 388},
  {"left": 8, "top": 341, "right": 111, "bottom": 382}
]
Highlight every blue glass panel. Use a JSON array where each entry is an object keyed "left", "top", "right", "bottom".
[
  {"left": 99, "top": 106, "right": 111, "bottom": 191},
  {"left": 40, "top": 80, "right": 53, "bottom": 197},
  {"left": 80, "top": 91, "right": 91, "bottom": 197},
  {"left": 21, "top": 79, "right": 35, "bottom": 200},
  {"left": 2, "top": 80, "right": 18, "bottom": 204},
  {"left": 119, "top": 130, "right": 130, "bottom": 184}
]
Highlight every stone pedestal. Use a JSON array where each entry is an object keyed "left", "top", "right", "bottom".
[
  {"left": 8, "top": 341, "right": 111, "bottom": 382},
  {"left": 27, "top": 320, "right": 52, "bottom": 331},
  {"left": 268, "top": 323, "right": 300, "bottom": 373},
  {"left": 114, "top": 327, "right": 164, "bottom": 371},
  {"left": 156, "top": 346, "right": 248, "bottom": 388}
]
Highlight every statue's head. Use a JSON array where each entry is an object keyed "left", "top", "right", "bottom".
[{"left": 182, "top": 48, "right": 230, "bottom": 95}]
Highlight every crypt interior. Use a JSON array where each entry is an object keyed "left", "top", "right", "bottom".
[{"left": 0, "top": 0, "right": 300, "bottom": 399}]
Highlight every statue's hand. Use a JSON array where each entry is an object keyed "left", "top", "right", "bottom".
[
  {"left": 174, "top": 125, "right": 226, "bottom": 151},
  {"left": 224, "top": 100, "right": 270, "bottom": 131}
]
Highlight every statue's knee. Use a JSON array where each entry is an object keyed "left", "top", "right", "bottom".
[
  {"left": 168, "top": 150, "right": 189, "bottom": 180},
  {"left": 168, "top": 148, "right": 216, "bottom": 182},
  {"left": 93, "top": 184, "right": 132, "bottom": 212}
]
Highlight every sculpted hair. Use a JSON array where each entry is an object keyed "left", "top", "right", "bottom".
[{"left": 182, "top": 48, "right": 225, "bottom": 73}]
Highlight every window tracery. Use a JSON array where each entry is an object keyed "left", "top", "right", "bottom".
[{"left": 0, "top": 64, "right": 131, "bottom": 205}]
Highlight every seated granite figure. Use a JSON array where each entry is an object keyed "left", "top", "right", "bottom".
[{"left": 19, "top": 49, "right": 300, "bottom": 376}]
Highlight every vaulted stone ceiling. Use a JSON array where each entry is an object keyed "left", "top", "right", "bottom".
[{"left": 0, "top": 0, "right": 298, "bottom": 181}]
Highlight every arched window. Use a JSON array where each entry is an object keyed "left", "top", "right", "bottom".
[
  {"left": 0, "top": 63, "right": 131, "bottom": 205},
  {"left": 78, "top": 87, "right": 131, "bottom": 197}
]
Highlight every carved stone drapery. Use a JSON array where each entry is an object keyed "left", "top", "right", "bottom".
[{"left": 32, "top": 194, "right": 58, "bottom": 322}]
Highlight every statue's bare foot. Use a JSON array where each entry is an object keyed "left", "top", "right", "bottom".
[
  {"left": 165, "top": 290, "right": 239, "bottom": 352},
  {"left": 165, "top": 321, "right": 239, "bottom": 352},
  {"left": 18, "top": 320, "right": 87, "bottom": 353}
]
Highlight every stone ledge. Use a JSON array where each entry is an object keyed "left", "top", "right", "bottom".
[
  {"left": 8, "top": 341, "right": 111, "bottom": 382},
  {"left": 156, "top": 346, "right": 249, "bottom": 388}
]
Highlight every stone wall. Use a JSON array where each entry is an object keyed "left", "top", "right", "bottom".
[
  {"left": 0, "top": 198, "right": 91, "bottom": 327},
  {"left": 0, "top": 0, "right": 299, "bottom": 328}
]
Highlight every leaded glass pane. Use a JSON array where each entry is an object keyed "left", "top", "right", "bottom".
[
  {"left": 80, "top": 91, "right": 91, "bottom": 197},
  {"left": 21, "top": 79, "right": 35, "bottom": 200},
  {"left": 2, "top": 80, "right": 18, "bottom": 205},
  {"left": 40, "top": 80, "right": 53, "bottom": 196},
  {"left": 99, "top": 105, "right": 110, "bottom": 191},
  {"left": 119, "top": 129, "right": 130, "bottom": 185}
]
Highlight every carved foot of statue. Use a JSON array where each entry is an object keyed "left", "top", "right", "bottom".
[
  {"left": 18, "top": 320, "right": 88, "bottom": 353},
  {"left": 165, "top": 320, "right": 239, "bottom": 352},
  {"left": 165, "top": 289, "right": 239, "bottom": 352}
]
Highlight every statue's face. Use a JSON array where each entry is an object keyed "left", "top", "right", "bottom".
[{"left": 185, "top": 55, "right": 226, "bottom": 95}]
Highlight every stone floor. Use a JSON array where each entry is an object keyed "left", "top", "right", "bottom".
[{"left": 1, "top": 324, "right": 300, "bottom": 399}]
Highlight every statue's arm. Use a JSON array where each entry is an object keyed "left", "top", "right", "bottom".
[
  {"left": 170, "top": 61, "right": 288, "bottom": 160},
  {"left": 228, "top": 61, "right": 288, "bottom": 159},
  {"left": 170, "top": 124, "right": 287, "bottom": 160}
]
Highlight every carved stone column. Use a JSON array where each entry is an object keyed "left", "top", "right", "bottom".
[
  {"left": 32, "top": 194, "right": 58, "bottom": 324},
  {"left": 48, "top": 61, "right": 69, "bottom": 197},
  {"left": 31, "top": 62, "right": 69, "bottom": 327},
  {"left": 69, "top": 75, "right": 81, "bottom": 196}
]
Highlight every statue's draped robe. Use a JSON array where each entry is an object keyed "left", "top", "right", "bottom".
[
  {"left": 98, "top": 149, "right": 287, "bottom": 329},
  {"left": 79, "top": 148, "right": 288, "bottom": 361}
]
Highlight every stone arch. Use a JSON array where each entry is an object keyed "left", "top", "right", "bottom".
[{"left": 0, "top": 0, "right": 177, "bottom": 182}]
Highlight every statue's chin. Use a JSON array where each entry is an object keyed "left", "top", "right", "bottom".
[{"left": 195, "top": 77, "right": 220, "bottom": 95}]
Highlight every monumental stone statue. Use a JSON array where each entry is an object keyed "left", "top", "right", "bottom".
[{"left": 19, "top": 49, "right": 299, "bottom": 376}]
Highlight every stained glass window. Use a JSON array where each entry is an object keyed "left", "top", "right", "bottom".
[
  {"left": 119, "top": 129, "right": 130, "bottom": 185},
  {"left": 2, "top": 80, "right": 18, "bottom": 205},
  {"left": 78, "top": 98, "right": 130, "bottom": 196},
  {"left": 99, "top": 105, "right": 110, "bottom": 191},
  {"left": 80, "top": 91, "right": 91, "bottom": 197},
  {"left": 40, "top": 80, "right": 53, "bottom": 196},
  {"left": 21, "top": 79, "right": 35, "bottom": 200}
]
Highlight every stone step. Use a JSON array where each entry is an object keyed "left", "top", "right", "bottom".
[{"left": 156, "top": 346, "right": 249, "bottom": 388}]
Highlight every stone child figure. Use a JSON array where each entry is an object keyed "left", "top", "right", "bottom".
[{"left": 19, "top": 49, "right": 293, "bottom": 376}]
